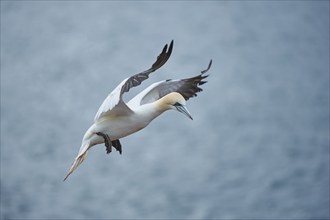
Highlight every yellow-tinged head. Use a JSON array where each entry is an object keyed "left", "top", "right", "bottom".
[{"left": 157, "top": 92, "right": 193, "bottom": 120}]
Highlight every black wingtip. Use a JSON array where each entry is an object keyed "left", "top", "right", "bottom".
[
  {"left": 170, "top": 40, "right": 174, "bottom": 48},
  {"left": 161, "top": 43, "right": 168, "bottom": 54},
  {"left": 161, "top": 40, "right": 174, "bottom": 55},
  {"left": 168, "top": 40, "right": 174, "bottom": 56},
  {"left": 201, "top": 59, "right": 212, "bottom": 74}
]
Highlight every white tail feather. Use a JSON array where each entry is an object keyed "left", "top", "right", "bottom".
[{"left": 64, "top": 144, "right": 90, "bottom": 181}]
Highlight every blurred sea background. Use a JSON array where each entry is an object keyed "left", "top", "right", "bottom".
[{"left": 1, "top": 1, "right": 329, "bottom": 219}]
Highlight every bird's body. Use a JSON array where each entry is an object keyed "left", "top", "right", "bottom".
[
  {"left": 84, "top": 95, "right": 167, "bottom": 144},
  {"left": 64, "top": 40, "right": 212, "bottom": 180}
]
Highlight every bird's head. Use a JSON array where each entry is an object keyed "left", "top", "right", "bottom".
[{"left": 160, "top": 92, "right": 193, "bottom": 120}]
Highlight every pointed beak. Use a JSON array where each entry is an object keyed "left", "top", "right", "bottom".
[{"left": 175, "top": 104, "right": 193, "bottom": 120}]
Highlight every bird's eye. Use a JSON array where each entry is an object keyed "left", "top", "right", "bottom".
[{"left": 173, "top": 102, "right": 182, "bottom": 107}]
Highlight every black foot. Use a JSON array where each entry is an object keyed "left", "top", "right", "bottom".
[
  {"left": 111, "top": 139, "right": 122, "bottom": 155},
  {"left": 96, "top": 132, "right": 112, "bottom": 154}
]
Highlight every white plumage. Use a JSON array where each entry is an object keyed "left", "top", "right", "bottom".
[{"left": 64, "top": 40, "right": 212, "bottom": 180}]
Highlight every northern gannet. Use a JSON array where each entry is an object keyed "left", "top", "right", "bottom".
[{"left": 64, "top": 40, "right": 212, "bottom": 180}]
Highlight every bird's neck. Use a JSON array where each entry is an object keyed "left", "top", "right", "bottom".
[{"left": 135, "top": 99, "right": 171, "bottom": 123}]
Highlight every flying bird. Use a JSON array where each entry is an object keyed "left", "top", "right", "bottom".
[{"left": 64, "top": 40, "right": 212, "bottom": 180}]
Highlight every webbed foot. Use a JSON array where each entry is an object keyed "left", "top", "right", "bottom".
[
  {"left": 111, "top": 139, "right": 122, "bottom": 154},
  {"left": 96, "top": 132, "right": 112, "bottom": 154}
]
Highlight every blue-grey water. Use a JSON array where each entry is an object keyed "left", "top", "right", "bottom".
[{"left": 1, "top": 2, "right": 329, "bottom": 219}]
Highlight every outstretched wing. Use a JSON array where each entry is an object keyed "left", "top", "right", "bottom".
[
  {"left": 121, "top": 40, "right": 173, "bottom": 94},
  {"left": 94, "top": 40, "right": 174, "bottom": 121},
  {"left": 138, "top": 59, "right": 212, "bottom": 105}
]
